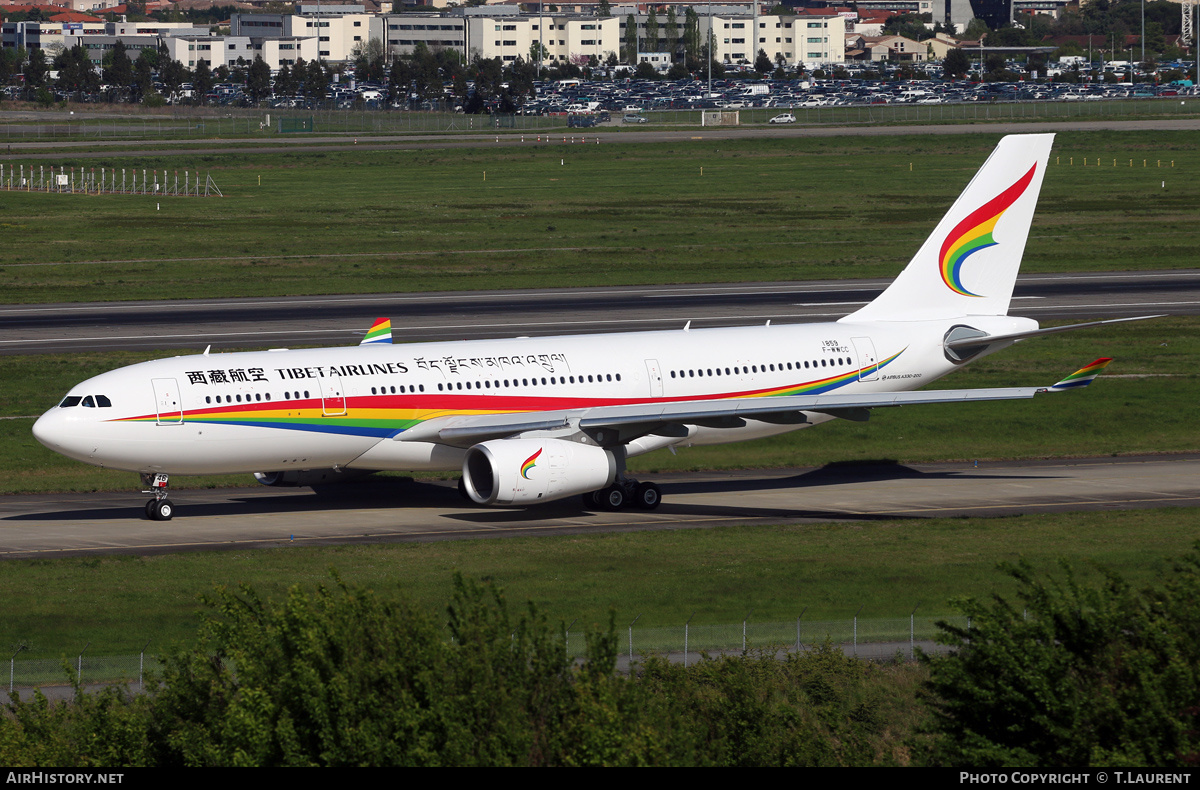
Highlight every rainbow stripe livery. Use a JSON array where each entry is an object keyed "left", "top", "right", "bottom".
[
  {"left": 112, "top": 351, "right": 905, "bottom": 441},
  {"left": 1049, "top": 358, "right": 1112, "bottom": 391},
  {"left": 360, "top": 318, "right": 392, "bottom": 345},
  {"left": 938, "top": 163, "right": 1038, "bottom": 297},
  {"left": 520, "top": 448, "right": 542, "bottom": 478}
]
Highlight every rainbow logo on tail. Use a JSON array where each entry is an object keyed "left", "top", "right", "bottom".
[
  {"left": 939, "top": 164, "right": 1038, "bottom": 297},
  {"left": 520, "top": 448, "right": 542, "bottom": 479},
  {"left": 360, "top": 318, "right": 392, "bottom": 345},
  {"left": 1049, "top": 358, "right": 1113, "bottom": 391}
]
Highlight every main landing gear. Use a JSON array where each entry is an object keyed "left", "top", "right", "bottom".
[
  {"left": 141, "top": 473, "right": 174, "bottom": 521},
  {"left": 583, "top": 478, "right": 661, "bottom": 511}
]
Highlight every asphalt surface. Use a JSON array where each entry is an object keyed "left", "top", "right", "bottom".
[
  {"left": 2, "top": 117, "right": 1200, "bottom": 159},
  {"left": 1, "top": 454, "right": 1197, "bottom": 559},
  {"left": 1, "top": 270, "right": 1195, "bottom": 354}
]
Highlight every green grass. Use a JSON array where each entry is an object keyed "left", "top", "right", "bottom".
[
  {"left": 1, "top": 508, "right": 1198, "bottom": 659},
  {"left": 0, "top": 129, "right": 1196, "bottom": 303}
]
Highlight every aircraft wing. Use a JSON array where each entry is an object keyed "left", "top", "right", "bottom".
[{"left": 396, "top": 360, "right": 1112, "bottom": 448}]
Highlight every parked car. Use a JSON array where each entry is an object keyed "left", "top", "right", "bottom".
[
  {"left": 768, "top": 112, "right": 796, "bottom": 124},
  {"left": 623, "top": 113, "right": 648, "bottom": 123}
]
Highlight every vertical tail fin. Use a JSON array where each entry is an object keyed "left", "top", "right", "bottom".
[{"left": 841, "top": 134, "right": 1054, "bottom": 323}]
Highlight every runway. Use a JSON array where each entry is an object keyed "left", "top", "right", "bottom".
[
  {"left": 2, "top": 454, "right": 1197, "bottom": 559},
  {"left": 2, "top": 118, "right": 1199, "bottom": 160},
  {"left": 1, "top": 269, "right": 1196, "bottom": 354}
]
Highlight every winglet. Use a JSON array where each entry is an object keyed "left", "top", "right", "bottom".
[
  {"left": 360, "top": 317, "right": 392, "bottom": 345},
  {"left": 1048, "top": 358, "right": 1112, "bottom": 391}
]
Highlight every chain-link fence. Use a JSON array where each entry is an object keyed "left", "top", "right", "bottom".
[
  {"left": 8, "top": 650, "right": 160, "bottom": 693},
  {"left": 9, "top": 614, "right": 965, "bottom": 692}
]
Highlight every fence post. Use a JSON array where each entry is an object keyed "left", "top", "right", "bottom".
[
  {"left": 10, "top": 644, "right": 25, "bottom": 693},
  {"left": 684, "top": 612, "right": 695, "bottom": 668},
  {"left": 77, "top": 641, "right": 90, "bottom": 684},
  {"left": 742, "top": 609, "right": 753, "bottom": 653},
  {"left": 910, "top": 603, "right": 921, "bottom": 661},
  {"left": 139, "top": 640, "right": 150, "bottom": 692},
  {"left": 628, "top": 614, "right": 641, "bottom": 666},
  {"left": 796, "top": 607, "right": 807, "bottom": 653},
  {"left": 564, "top": 619, "right": 577, "bottom": 656},
  {"left": 853, "top": 605, "right": 863, "bottom": 658}
]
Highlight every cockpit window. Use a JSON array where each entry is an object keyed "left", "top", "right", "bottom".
[
  {"left": 59, "top": 396, "right": 82, "bottom": 408},
  {"left": 82, "top": 396, "right": 96, "bottom": 407},
  {"left": 96, "top": 395, "right": 112, "bottom": 407}
]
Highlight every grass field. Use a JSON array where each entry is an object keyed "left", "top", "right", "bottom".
[
  {"left": 1, "top": 508, "right": 1198, "bottom": 660},
  {"left": 0, "top": 129, "right": 1195, "bottom": 304}
]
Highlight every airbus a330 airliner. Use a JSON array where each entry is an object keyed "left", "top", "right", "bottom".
[{"left": 33, "top": 134, "right": 1155, "bottom": 520}]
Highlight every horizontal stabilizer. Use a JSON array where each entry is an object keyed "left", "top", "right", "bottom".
[
  {"left": 360, "top": 317, "right": 392, "bottom": 345},
  {"left": 945, "top": 315, "right": 1163, "bottom": 352},
  {"left": 1048, "top": 358, "right": 1113, "bottom": 391}
]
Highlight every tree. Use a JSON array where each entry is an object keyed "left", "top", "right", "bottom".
[
  {"left": 754, "top": 48, "right": 772, "bottom": 75},
  {"left": 597, "top": 0, "right": 610, "bottom": 18},
  {"left": 943, "top": 47, "right": 971, "bottom": 79},
  {"left": 304, "top": 58, "right": 329, "bottom": 102},
  {"left": 924, "top": 547, "right": 1200, "bottom": 766},
  {"left": 192, "top": 59, "right": 213, "bottom": 101},
  {"left": 54, "top": 44, "right": 99, "bottom": 99},
  {"left": 104, "top": 39, "right": 133, "bottom": 98},
  {"left": 246, "top": 55, "right": 271, "bottom": 102},
  {"left": 664, "top": 8, "right": 679, "bottom": 61},
  {"left": 646, "top": 8, "right": 659, "bottom": 53},
  {"left": 624, "top": 14, "right": 637, "bottom": 64},
  {"left": 23, "top": 47, "right": 48, "bottom": 98},
  {"left": 351, "top": 37, "right": 386, "bottom": 83},
  {"left": 684, "top": 8, "right": 701, "bottom": 65},
  {"left": 158, "top": 56, "right": 188, "bottom": 99},
  {"left": 144, "top": 573, "right": 593, "bottom": 766}
]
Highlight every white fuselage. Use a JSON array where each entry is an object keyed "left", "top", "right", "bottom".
[{"left": 32, "top": 314, "right": 1034, "bottom": 477}]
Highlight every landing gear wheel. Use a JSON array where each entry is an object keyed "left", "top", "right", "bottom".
[
  {"left": 148, "top": 498, "right": 174, "bottom": 521},
  {"left": 600, "top": 484, "right": 627, "bottom": 511},
  {"left": 634, "top": 482, "right": 661, "bottom": 510},
  {"left": 581, "top": 490, "right": 602, "bottom": 509}
]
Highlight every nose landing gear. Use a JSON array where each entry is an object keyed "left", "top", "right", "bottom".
[{"left": 141, "top": 473, "right": 174, "bottom": 521}]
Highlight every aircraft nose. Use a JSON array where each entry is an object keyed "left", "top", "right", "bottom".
[
  {"left": 32, "top": 407, "right": 90, "bottom": 461},
  {"left": 32, "top": 409, "right": 65, "bottom": 452}
]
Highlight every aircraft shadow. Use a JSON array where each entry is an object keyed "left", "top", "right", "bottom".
[
  {"left": 7, "top": 460, "right": 1063, "bottom": 524},
  {"left": 660, "top": 459, "right": 1061, "bottom": 497}
]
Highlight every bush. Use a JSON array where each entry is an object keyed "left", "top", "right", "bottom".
[{"left": 923, "top": 546, "right": 1200, "bottom": 766}]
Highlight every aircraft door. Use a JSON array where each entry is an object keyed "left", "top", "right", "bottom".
[
  {"left": 152, "top": 378, "right": 183, "bottom": 425},
  {"left": 645, "top": 359, "right": 663, "bottom": 397},
  {"left": 319, "top": 373, "right": 346, "bottom": 416},
  {"left": 851, "top": 337, "right": 880, "bottom": 382}
]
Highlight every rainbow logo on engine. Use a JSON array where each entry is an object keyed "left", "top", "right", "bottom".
[
  {"left": 939, "top": 163, "right": 1037, "bottom": 297},
  {"left": 520, "top": 448, "right": 542, "bottom": 479}
]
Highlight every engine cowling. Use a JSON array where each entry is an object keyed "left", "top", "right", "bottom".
[
  {"left": 253, "top": 469, "right": 370, "bottom": 487},
  {"left": 462, "top": 438, "right": 616, "bottom": 506}
]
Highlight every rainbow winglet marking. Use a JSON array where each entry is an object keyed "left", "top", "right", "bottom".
[
  {"left": 520, "top": 448, "right": 542, "bottom": 479},
  {"left": 1049, "top": 358, "right": 1113, "bottom": 391},
  {"left": 939, "top": 163, "right": 1038, "bottom": 297},
  {"left": 360, "top": 318, "right": 392, "bottom": 345}
]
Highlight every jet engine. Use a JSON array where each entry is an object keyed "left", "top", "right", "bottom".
[
  {"left": 462, "top": 438, "right": 616, "bottom": 506},
  {"left": 253, "top": 469, "right": 371, "bottom": 487}
]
